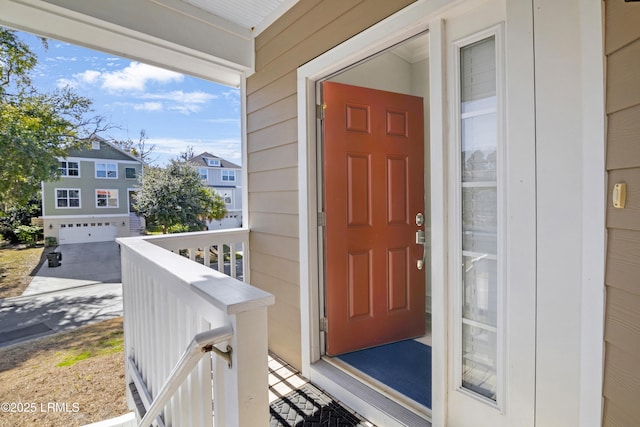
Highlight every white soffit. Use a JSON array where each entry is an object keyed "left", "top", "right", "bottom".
[{"left": 182, "top": 0, "right": 300, "bottom": 34}]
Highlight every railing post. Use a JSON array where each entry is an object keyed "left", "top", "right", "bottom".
[{"left": 215, "top": 306, "right": 270, "bottom": 426}]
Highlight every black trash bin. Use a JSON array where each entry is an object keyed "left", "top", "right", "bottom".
[{"left": 47, "top": 252, "right": 62, "bottom": 267}]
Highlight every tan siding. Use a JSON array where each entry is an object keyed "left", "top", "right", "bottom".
[
  {"left": 607, "top": 104, "right": 640, "bottom": 170},
  {"left": 249, "top": 191, "right": 298, "bottom": 215},
  {"left": 606, "top": 229, "right": 640, "bottom": 295},
  {"left": 255, "top": 1, "right": 366, "bottom": 70},
  {"left": 248, "top": 143, "right": 298, "bottom": 173},
  {"left": 605, "top": 0, "right": 640, "bottom": 55},
  {"left": 603, "top": 400, "right": 640, "bottom": 427},
  {"left": 248, "top": 168, "right": 298, "bottom": 193},
  {"left": 250, "top": 212, "right": 299, "bottom": 238},
  {"left": 254, "top": 0, "right": 318, "bottom": 51},
  {"left": 250, "top": 232, "right": 299, "bottom": 261},
  {"left": 246, "top": 0, "right": 415, "bottom": 366},
  {"left": 247, "top": 119, "right": 297, "bottom": 154},
  {"left": 603, "top": 343, "right": 640, "bottom": 423},
  {"left": 605, "top": 287, "right": 640, "bottom": 356},
  {"left": 247, "top": 71, "right": 297, "bottom": 114},
  {"left": 604, "top": 3, "right": 640, "bottom": 424},
  {"left": 247, "top": 94, "right": 297, "bottom": 133},
  {"left": 606, "top": 39, "right": 640, "bottom": 114}
]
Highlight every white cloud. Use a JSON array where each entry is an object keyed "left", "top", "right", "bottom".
[
  {"left": 134, "top": 102, "right": 164, "bottom": 112},
  {"left": 54, "top": 62, "right": 183, "bottom": 93},
  {"left": 101, "top": 62, "right": 183, "bottom": 91},
  {"left": 140, "top": 90, "right": 218, "bottom": 114},
  {"left": 78, "top": 70, "right": 101, "bottom": 84}
]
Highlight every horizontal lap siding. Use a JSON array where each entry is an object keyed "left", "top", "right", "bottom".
[
  {"left": 247, "top": 0, "right": 415, "bottom": 368},
  {"left": 603, "top": 1, "right": 640, "bottom": 425}
]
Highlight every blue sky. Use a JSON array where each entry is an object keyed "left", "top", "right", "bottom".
[{"left": 21, "top": 31, "right": 241, "bottom": 166}]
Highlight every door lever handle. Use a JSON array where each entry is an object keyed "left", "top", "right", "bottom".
[{"left": 416, "top": 230, "right": 426, "bottom": 270}]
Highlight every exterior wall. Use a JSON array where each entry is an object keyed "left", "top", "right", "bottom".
[
  {"left": 247, "top": 0, "right": 415, "bottom": 368},
  {"left": 603, "top": 1, "right": 640, "bottom": 425},
  {"left": 42, "top": 159, "right": 141, "bottom": 216},
  {"left": 42, "top": 141, "right": 142, "bottom": 244},
  {"left": 203, "top": 167, "right": 242, "bottom": 187}
]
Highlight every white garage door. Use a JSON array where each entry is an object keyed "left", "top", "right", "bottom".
[{"left": 58, "top": 222, "right": 118, "bottom": 244}]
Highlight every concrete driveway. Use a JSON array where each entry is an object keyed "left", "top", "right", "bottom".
[
  {"left": 0, "top": 242, "right": 123, "bottom": 348},
  {"left": 23, "top": 241, "right": 121, "bottom": 295}
]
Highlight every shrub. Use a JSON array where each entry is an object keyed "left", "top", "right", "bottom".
[
  {"left": 45, "top": 236, "right": 58, "bottom": 247},
  {"left": 15, "top": 225, "right": 42, "bottom": 247}
]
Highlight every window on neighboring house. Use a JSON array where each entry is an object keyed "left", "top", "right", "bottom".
[
  {"left": 59, "top": 161, "right": 79, "bottom": 177},
  {"left": 221, "top": 191, "right": 232, "bottom": 205},
  {"left": 199, "top": 168, "right": 208, "bottom": 181},
  {"left": 207, "top": 158, "right": 220, "bottom": 167},
  {"left": 222, "top": 170, "right": 236, "bottom": 182},
  {"left": 96, "top": 162, "right": 118, "bottom": 178},
  {"left": 56, "top": 189, "right": 80, "bottom": 208},
  {"left": 125, "top": 167, "right": 137, "bottom": 179},
  {"left": 96, "top": 189, "right": 119, "bottom": 208}
]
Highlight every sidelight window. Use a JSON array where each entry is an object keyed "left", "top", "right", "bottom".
[{"left": 456, "top": 30, "right": 503, "bottom": 404}]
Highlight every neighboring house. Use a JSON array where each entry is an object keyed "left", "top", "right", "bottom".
[
  {"left": 187, "top": 152, "right": 242, "bottom": 229},
  {"left": 41, "top": 138, "right": 144, "bottom": 244},
  {"left": 7, "top": 1, "right": 639, "bottom": 426}
]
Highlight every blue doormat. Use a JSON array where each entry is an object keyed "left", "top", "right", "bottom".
[{"left": 336, "top": 340, "right": 431, "bottom": 409}]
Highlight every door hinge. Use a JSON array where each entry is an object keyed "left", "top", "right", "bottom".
[
  {"left": 317, "top": 211, "right": 326, "bottom": 227},
  {"left": 320, "top": 317, "right": 328, "bottom": 332},
  {"left": 316, "top": 104, "right": 326, "bottom": 120}
]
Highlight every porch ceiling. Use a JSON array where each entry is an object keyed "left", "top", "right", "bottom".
[
  {"left": 0, "top": 0, "right": 299, "bottom": 86},
  {"left": 182, "top": 0, "right": 299, "bottom": 34}
]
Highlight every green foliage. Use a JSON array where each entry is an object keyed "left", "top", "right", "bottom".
[
  {"left": 135, "top": 161, "right": 227, "bottom": 233},
  {"left": 14, "top": 224, "right": 42, "bottom": 247},
  {"left": 0, "top": 195, "right": 41, "bottom": 243},
  {"left": 0, "top": 27, "right": 104, "bottom": 206},
  {"left": 44, "top": 236, "right": 57, "bottom": 247}
]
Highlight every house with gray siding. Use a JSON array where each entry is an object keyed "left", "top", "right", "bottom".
[
  {"left": 41, "top": 138, "right": 144, "bottom": 244},
  {"left": 188, "top": 152, "right": 242, "bottom": 229}
]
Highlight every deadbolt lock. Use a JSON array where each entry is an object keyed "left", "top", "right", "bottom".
[{"left": 415, "top": 212, "right": 424, "bottom": 226}]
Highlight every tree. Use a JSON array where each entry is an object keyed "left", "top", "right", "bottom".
[
  {"left": 111, "top": 129, "right": 157, "bottom": 164},
  {"left": 0, "top": 27, "right": 107, "bottom": 207},
  {"left": 135, "top": 161, "right": 226, "bottom": 233}
]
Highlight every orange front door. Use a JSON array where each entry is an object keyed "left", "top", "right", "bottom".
[{"left": 323, "top": 81, "right": 425, "bottom": 356}]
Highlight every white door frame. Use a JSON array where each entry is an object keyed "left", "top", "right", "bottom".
[{"left": 297, "top": 1, "right": 483, "bottom": 424}]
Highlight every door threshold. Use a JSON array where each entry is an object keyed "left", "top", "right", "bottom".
[{"left": 310, "top": 358, "right": 431, "bottom": 427}]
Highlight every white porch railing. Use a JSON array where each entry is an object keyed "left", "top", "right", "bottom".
[{"left": 118, "top": 228, "right": 274, "bottom": 426}]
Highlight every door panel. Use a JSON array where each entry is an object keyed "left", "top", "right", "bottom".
[{"left": 323, "top": 81, "right": 425, "bottom": 355}]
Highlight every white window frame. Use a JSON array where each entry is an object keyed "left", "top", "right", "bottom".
[
  {"left": 221, "top": 169, "right": 236, "bottom": 182},
  {"left": 199, "top": 168, "right": 208, "bottom": 181},
  {"left": 55, "top": 188, "right": 81, "bottom": 209},
  {"left": 59, "top": 160, "right": 80, "bottom": 177},
  {"left": 207, "top": 158, "right": 220, "bottom": 167},
  {"left": 95, "top": 189, "right": 119, "bottom": 208},
  {"left": 95, "top": 162, "right": 118, "bottom": 179},
  {"left": 450, "top": 24, "right": 506, "bottom": 410}
]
